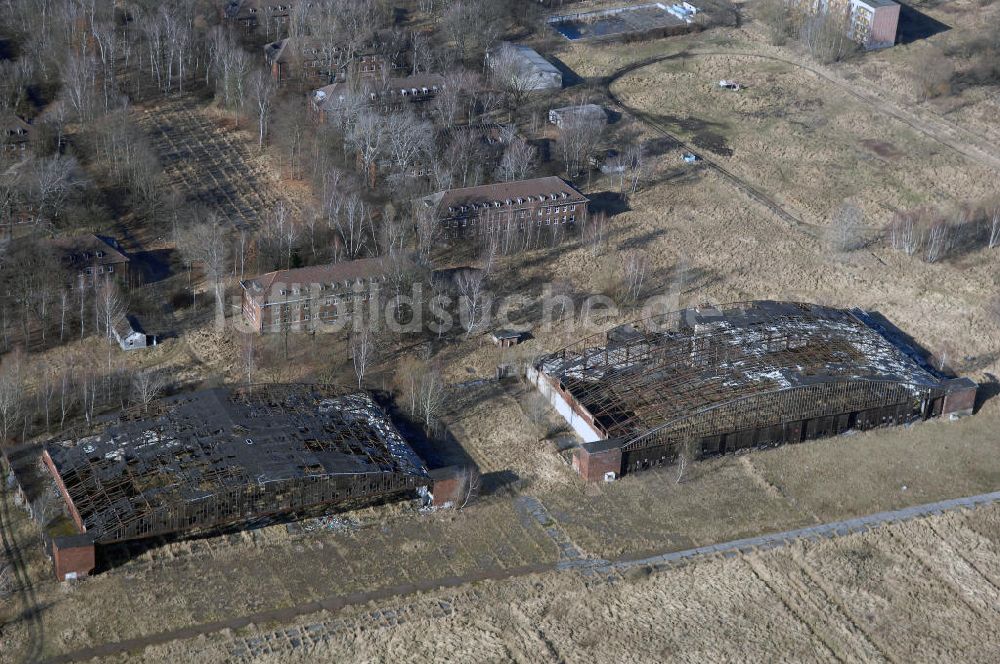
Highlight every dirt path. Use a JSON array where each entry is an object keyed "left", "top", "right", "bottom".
[
  {"left": 0, "top": 477, "right": 44, "bottom": 664},
  {"left": 41, "top": 487, "right": 1000, "bottom": 663}
]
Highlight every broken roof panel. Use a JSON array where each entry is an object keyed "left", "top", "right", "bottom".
[
  {"left": 538, "top": 301, "right": 951, "bottom": 442},
  {"left": 47, "top": 385, "right": 428, "bottom": 543}
]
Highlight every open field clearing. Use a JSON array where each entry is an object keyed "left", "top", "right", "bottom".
[
  {"left": 0, "top": 495, "right": 556, "bottom": 660},
  {"left": 611, "top": 53, "right": 997, "bottom": 225},
  {"left": 135, "top": 97, "right": 290, "bottom": 229},
  {"left": 90, "top": 499, "right": 1000, "bottom": 663}
]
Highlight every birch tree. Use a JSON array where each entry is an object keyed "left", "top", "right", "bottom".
[{"left": 248, "top": 69, "right": 276, "bottom": 148}]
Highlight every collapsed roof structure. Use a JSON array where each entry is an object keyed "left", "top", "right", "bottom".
[
  {"left": 44, "top": 385, "right": 428, "bottom": 544},
  {"left": 530, "top": 301, "right": 978, "bottom": 481}
]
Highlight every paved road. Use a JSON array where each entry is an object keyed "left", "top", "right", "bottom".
[{"left": 42, "top": 487, "right": 1000, "bottom": 663}]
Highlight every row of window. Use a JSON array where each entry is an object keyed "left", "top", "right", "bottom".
[
  {"left": 447, "top": 194, "right": 574, "bottom": 214},
  {"left": 444, "top": 207, "right": 577, "bottom": 228},
  {"left": 444, "top": 216, "right": 575, "bottom": 238}
]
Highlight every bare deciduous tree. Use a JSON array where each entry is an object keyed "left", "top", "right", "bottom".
[
  {"left": 583, "top": 211, "right": 608, "bottom": 256},
  {"left": 455, "top": 466, "right": 481, "bottom": 508},
  {"left": 924, "top": 219, "right": 952, "bottom": 263},
  {"left": 347, "top": 110, "right": 387, "bottom": 187},
  {"left": 248, "top": 69, "right": 276, "bottom": 148},
  {"left": 887, "top": 211, "right": 920, "bottom": 256},
  {"left": 442, "top": 0, "right": 503, "bottom": 62},
  {"left": 132, "top": 369, "right": 166, "bottom": 412},
  {"left": 912, "top": 47, "right": 954, "bottom": 100},
  {"left": 801, "top": 11, "right": 856, "bottom": 64},
  {"left": 557, "top": 114, "right": 604, "bottom": 177},
  {"left": 456, "top": 268, "right": 488, "bottom": 338},
  {"left": 625, "top": 143, "right": 644, "bottom": 198},
  {"left": 487, "top": 42, "right": 537, "bottom": 119},
  {"left": 26, "top": 155, "right": 85, "bottom": 227},
  {"left": 415, "top": 202, "right": 442, "bottom": 264},
  {"left": 350, "top": 324, "right": 377, "bottom": 388},
  {"left": 989, "top": 206, "right": 1000, "bottom": 249},
  {"left": 496, "top": 137, "right": 536, "bottom": 182},
  {"left": 827, "top": 201, "right": 865, "bottom": 253},
  {"left": 384, "top": 111, "right": 433, "bottom": 177},
  {"left": 0, "top": 352, "right": 22, "bottom": 446},
  {"left": 414, "top": 368, "right": 447, "bottom": 430},
  {"left": 675, "top": 440, "right": 697, "bottom": 484},
  {"left": 434, "top": 70, "right": 478, "bottom": 126},
  {"left": 177, "top": 212, "right": 230, "bottom": 323},
  {"left": 757, "top": 0, "right": 796, "bottom": 45},
  {"left": 97, "top": 280, "right": 126, "bottom": 343},
  {"left": 620, "top": 249, "right": 649, "bottom": 304}
]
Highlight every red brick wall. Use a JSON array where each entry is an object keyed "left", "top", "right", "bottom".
[
  {"left": 430, "top": 466, "right": 477, "bottom": 507},
  {"left": 42, "top": 450, "right": 85, "bottom": 533},
  {"left": 53, "top": 540, "right": 95, "bottom": 581},
  {"left": 943, "top": 383, "right": 977, "bottom": 416},
  {"left": 574, "top": 446, "right": 622, "bottom": 482}
]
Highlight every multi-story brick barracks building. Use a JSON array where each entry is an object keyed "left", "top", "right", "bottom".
[
  {"left": 241, "top": 257, "right": 403, "bottom": 333},
  {"left": 419, "top": 176, "right": 589, "bottom": 255}
]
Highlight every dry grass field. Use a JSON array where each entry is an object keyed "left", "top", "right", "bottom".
[
  {"left": 95, "top": 499, "right": 1000, "bottom": 663},
  {"left": 612, "top": 52, "right": 997, "bottom": 222},
  {"left": 2, "top": 5, "right": 998, "bottom": 663},
  {"left": 0, "top": 494, "right": 557, "bottom": 660}
]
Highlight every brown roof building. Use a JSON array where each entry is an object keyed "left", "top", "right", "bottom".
[
  {"left": 51, "top": 234, "right": 130, "bottom": 288},
  {"left": 419, "top": 176, "right": 589, "bottom": 253},
  {"left": 222, "top": 0, "right": 293, "bottom": 34},
  {"left": 264, "top": 36, "right": 406, "bottom": 86},
  {"left": 241, "top": 257, "right": 407, "bottom": 333},
  {"left": 1, "top": 112, "right": 30, "bottom": 156}
]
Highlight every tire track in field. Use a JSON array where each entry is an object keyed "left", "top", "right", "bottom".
[
  {"left": 602, "top": 56, "right": 816, "bottom": 235},
  {"left": 43, "top": 490, "right": 1000, "bottom": 663},
  {"left": 746, "top": 551, "right": 888, "bottom": 663},
  {"left": 790, "top": 549, "right": 898, "bottom": 664},
  {"left": 885, "top": 523, "right": 1000, "bottom": 622},
  {"left": 743, "top": 556, "right": 843, "bottom": 662},
  {"left": 929, "top": 517, "right": 1000, "bottom": 593}
]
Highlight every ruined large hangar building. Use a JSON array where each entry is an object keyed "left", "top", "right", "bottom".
[
  {"left": 42, "top": 385, "right": 429, "bottom": 577},
  {"left": 530, "top": 301, "right": 977, "bottom": 481}
]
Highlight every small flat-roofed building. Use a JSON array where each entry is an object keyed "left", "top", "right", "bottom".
[
  {"left": 112, "top": 314, "right": 154, "bottom": 350},
  {"left": 487, "top": 43, "right": 562, "bottom": 91},
  {"left": 548, "top": 104, "right": 607, "bottom": 128},
  {"left": 531, "top": 301, "right": 977, "bottom": 481},
  {"left": 311, "top": 73, "right": 446, "bottom": 119},
  {"left": 43, "top": 385, "right": 429, "bottom": 554}
]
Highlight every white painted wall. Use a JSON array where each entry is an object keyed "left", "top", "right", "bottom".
[{"left": 527, "top": 365, "right": 605, "bottom": 443}]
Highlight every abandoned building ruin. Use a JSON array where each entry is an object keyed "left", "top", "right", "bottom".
[
  {"left": 529, "top": 301, "right": 978, "bottom": 482},
  {"left": 31, "top": 385, "right": 437, "bottom": 579},
  {"left": 420, "top": 176, "right": 590, "bottom": 257}
]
